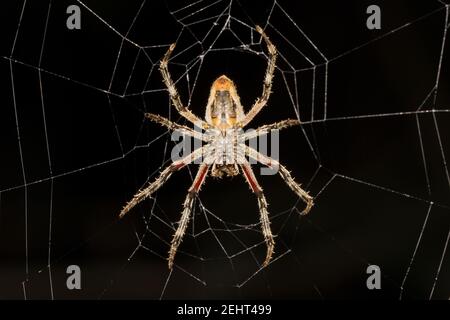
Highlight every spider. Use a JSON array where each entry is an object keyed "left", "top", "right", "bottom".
[{"left": 119, "top": 26, "right": 314, "bottom": 270}]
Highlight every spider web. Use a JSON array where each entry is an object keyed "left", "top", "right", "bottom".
[{"left": 1, "top": 0, "right": 450, "bottom": 299}]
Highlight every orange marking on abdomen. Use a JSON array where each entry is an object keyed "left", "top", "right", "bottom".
[{"left": 212, "top": 75, "right": 234, "bottom": 91}]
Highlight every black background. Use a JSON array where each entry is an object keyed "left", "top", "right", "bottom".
[{"left": 0, "top": 0, "right": 449, "bottom": 299}]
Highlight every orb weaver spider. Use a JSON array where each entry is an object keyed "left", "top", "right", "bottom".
[{"left": 119, "top": 26, "right": 314, "bottom": 270}]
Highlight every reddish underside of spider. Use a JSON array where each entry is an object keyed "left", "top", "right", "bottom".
[{"left": 119, "top": 25, "right": 314, "bottom": 270}]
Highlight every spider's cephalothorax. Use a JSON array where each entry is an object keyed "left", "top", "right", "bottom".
[{"left": 119, "top": 26, "right": 314, "bottom": 270}]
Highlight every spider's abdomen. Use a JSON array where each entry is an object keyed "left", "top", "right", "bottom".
[
  {"left": 211, "top": 90, "right": 237, "bottom": 129},
  {"left": 205, "top": 75, "right": 245, "bottom": 128}
]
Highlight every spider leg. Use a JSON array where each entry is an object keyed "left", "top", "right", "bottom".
[
  {"left": 240, "top": 161, "right": 275, "bottom": 267},
  {"left": 159, "top": 44, "right": 209, "bottom": 129},
  {"left": 245, "top": 146, "right": 314, "bottom": 215},
  {"left": 168, "top": 163, "right": 209, "bottom": 270},
  {"left": 119, "top": 146, "right": 205, "bottom": 218},
  {"left": 243, "top": 119, "right": 300, "bottom": 141},
  {"left": 145, "top": 112, "right": 206, "bottom": 142},
  {"left": 241, "top": 26, "right": 277, "bottom": 127}
]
